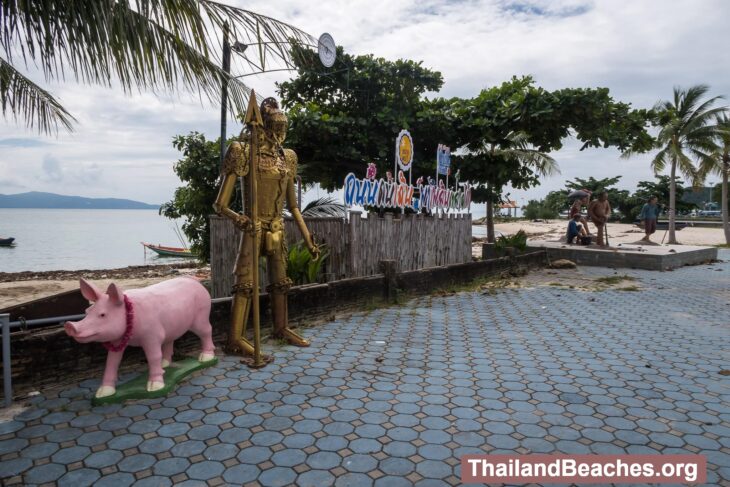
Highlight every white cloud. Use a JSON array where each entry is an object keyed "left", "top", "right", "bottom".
[{"left": 1, "top": 0, "right": 729, "bottom": 209}]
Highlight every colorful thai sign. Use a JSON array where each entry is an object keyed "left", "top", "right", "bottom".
[
  {"left": 343, "top": 164, "right": 472, "bottom": 212},
  {"left": 396, "top": 130, "right": 414, "bottom": 172},
  {"left": 437, "top": 144, "right": 451, "bottom": 176}
]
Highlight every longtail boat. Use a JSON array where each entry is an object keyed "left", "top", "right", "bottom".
[
  {"left": 0, "top": 237, "right": 15, "bottom": 246},
  {"left": 141, "top": 242, "right": 194, "bottom": 258}
]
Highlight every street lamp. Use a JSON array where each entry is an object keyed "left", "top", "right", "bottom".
[{"left": 219, "top": 24, "right": 249, "bottom": 170}]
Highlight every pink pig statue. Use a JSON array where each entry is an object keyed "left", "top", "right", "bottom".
[{"left": 65, "top": 277, "right": 216, "bottom": 398}]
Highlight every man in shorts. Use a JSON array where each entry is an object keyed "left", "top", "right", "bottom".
[{"left": 588, "top": 191, "right": 611, "bottom": 246}]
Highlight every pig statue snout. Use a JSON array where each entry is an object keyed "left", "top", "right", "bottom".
[
  {"left": 64, "top": 320, "right": 95, "bottom": 342},
  {"left": 64, "top": 321, "right": 79, "bottom": 337}
]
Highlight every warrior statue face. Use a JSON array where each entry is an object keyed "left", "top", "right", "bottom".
[{"left": 261, "top": 97, "right": 288, "bottom": 146}]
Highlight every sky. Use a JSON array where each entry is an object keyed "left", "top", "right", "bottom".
[{"left": 1, "top": 0, "right": 730, "bottom": 217}]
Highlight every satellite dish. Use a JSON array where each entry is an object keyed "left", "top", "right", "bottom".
[{"left": 318, "top": 33, "right": 336, "bottom": 68}]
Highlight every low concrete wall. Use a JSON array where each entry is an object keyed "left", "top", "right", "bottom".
[
  {"left": 2, "top": 251, "right": 547, "bottom": 398},
  {"left": 527, "top": 244, "right": 717, "bottom": 271}
]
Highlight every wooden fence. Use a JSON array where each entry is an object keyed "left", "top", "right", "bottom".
[{"left": 210, "top": 212, "right": 472, "bottom": 298}]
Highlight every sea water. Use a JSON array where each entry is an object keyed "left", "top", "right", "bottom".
[
  {"left": 0, "top": 209, "right": 191, "bottom": 272},
  {"left": 0, "top": 209, "right": 486, "bottom": 272}
]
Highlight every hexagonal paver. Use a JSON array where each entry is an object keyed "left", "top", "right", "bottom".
[
  {"left": 84, "top": 450, "right": 123, "bottom": 469},
  {"left": 186, "top": 460, "right": 225, "bottom": 480},
  {"left": 4, "top": 254, "right": 730, "bottom": 486},
  {"left": 118, "top": 454, "right": 157, "bottom": 473},
  {"left": 154, "top": 457, "right": 191, "bottom": 476},
  {"left": 258, "top": 466, "right": 297, "bottom": 486}
]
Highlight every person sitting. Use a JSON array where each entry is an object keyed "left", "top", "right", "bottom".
[
  {"left": 569, "top": 194, "right": 592, "bottom": 236},
  {"left": 567, "top": 213, "right": 587, "bottom": 244}
]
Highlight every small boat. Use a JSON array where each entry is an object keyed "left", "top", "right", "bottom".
[
  {"left": 0, "top": 237, "right": 15, "bottom": 246},
  {"left": 141, "top": 242, "right": 194, "bottom": 258}
]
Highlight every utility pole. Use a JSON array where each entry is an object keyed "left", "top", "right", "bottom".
[{"left": 219, "top": 22, "right": 231, "bottom": 170}]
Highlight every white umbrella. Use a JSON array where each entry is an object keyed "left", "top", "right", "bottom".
[{"left": 568, "top": 189, "right": 591, "bottom": 200}]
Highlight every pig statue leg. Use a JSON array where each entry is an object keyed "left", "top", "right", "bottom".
[
  {"left": 142, "top": 343, "right": 165, "bottom": 391},
  {"left": 161, "top": 341, "right": 174, "bottom": 368},
  {"left": 192, "top": 320, "right": 216, "bottom": 362},
  {"left": 97, "top": 350, "right": 125, "bottom": 398}
]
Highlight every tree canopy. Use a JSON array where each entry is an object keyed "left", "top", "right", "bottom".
[
  {"left": 278, "top": 44, "right": 449, "bottom": 190},
  {"left": 280, "top": 54, "right": 655, "bottom": 207},
  {"left": 160, "top": 132, "right": 239, "bottom": 262},
  {"left": 454, "top": 76, "right": 654, "bottom": 206}
]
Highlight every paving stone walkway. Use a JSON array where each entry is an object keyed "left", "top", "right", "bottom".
[{"left": 1, "top": 251, "right": 729, "bottom": 486}]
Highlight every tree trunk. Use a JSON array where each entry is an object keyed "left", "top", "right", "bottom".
[
  {"left": 668, "top": 160, "right": 677, "bottom": 244},
  {"left": 720, "top": 156, "right": 730, "bottom": 245},
  {"left": 486, "top": 200, "right": 495, "bottom": 243}
]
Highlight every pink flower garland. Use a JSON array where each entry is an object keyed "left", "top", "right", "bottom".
[{"left": 102, "top": 295, "right": 134, "bottom": 352}]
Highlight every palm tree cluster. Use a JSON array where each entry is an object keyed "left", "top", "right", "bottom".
[
  {"left": 626, "top": 85, "right": 730, "bottom": 244},
  {"left": 0, "top": 0, "right": 315, "bottom": 134}
]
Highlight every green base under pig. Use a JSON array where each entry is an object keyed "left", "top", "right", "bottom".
[{"left": 91, "top": 356, "right": 218, "bottom": 406}]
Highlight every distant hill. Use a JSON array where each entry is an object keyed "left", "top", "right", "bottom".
[{"left": 0, "top": 192, "right": 159, "bottom": 209}]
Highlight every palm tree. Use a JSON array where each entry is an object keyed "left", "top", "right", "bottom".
[
  {"left": 699, "top": 114, "right": 730, "bottom": 244},
  {"left": 0, "top": 0, "right": 315, "bottom": 134},
  {"left": 472, "top": 131, "right": 559, "bottom": 242},
  {"left": 640, "top": 85, "right": 725, "bottom": 244}
]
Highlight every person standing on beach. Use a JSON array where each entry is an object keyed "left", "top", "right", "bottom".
[
  {"left": 639, "top": 196, "right": 661, "bottom": 242},
  {"left": 588, "top": 191, "right": 611, "bottom": 246}
]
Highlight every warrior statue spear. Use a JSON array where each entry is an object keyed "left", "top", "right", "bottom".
[{"left": 243, "top": 91, "right": 266, "bottom": 368}]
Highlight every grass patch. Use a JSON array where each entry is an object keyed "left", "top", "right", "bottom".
[
  {"left": 431, "top": 273, "right": 517, "bottom": 296},
  {"left": 362, "top": 297, "right": 388, "bottom": 314},
  {"left": 595, "top": 275, "right": 636, "bottom": 285}
]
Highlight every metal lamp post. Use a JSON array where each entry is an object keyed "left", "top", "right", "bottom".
[{"left": 219, "top": 24, "right": 248, "bottom": 170}]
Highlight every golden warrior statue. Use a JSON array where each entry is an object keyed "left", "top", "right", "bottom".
[{"left": 214, "top": 95, "right": 319, "bottom": 359}]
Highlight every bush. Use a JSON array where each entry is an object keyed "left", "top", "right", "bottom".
[
  {"left": 522, "top": 200, "right": 558, "bottom": 220},
  {"left": 495, "top": 230, "right": 528, "bottom": 254},
  {"left": 160, "top": 132, "right": 239, "bottom": 263},
  {"left": 286, "top": 241, "right": 330, "bottom": 285}
]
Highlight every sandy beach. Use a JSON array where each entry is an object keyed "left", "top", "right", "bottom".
[
  {"left": 470, "top": 220, "right": 727, "bottom": 257},
  {"left": 493, "top": 220, "right": 728, "bottom": 246},
  {"left": 0, "top": 264, "right": 208, "bottom": 309}
]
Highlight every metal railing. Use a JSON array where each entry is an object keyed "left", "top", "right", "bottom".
[{"left": 0, "top": 296, "right": 234, "bottom": 408}]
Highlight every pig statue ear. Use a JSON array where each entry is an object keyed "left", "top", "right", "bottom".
[
  {"left": 79, "top": 279, "right": 102, "bottom": 302},
  {"left": 106, "top": 283, "right": 125, "bottom": 306}
]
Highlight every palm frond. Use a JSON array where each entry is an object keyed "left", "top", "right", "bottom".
[
  {"left": 697, "top": 151, "right": 721, "bottom": 179},
  {"left": 201, "top": 1, "right": 317, "bottom": 73},
  {"left": 682, "top": 106, "right": 726, "bottom": 136},
  {"left": 650, "top": 147, "right": 669, "bottom": 174},
  {"left": 1, "top": 0, "right": 315, "bottom": 132},
  {"left": 676, "top": 151, "right": 698, "bottom": 182},
  {"left": 488, "top": 131, "right": 560, "bottom": 177},
  {"left": 675, "top": 84, "right": 709, "bottom": 118},
  {"left": 0, "top": 56, "right": 76, "bottom": 133},
  {"left": 301, "top": 196, "right": 347, "bottom": 218}
]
